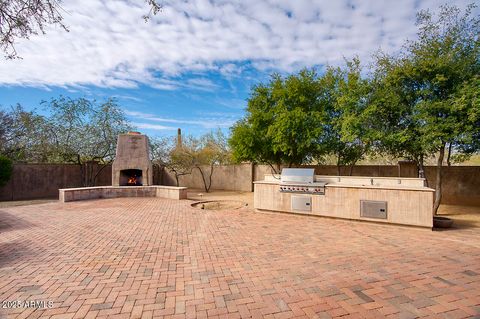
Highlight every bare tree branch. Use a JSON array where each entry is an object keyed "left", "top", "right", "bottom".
[{"left": 0, "top": 0, "right": 162, "bottom": 59}]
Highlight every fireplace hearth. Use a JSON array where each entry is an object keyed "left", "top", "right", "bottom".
[{"left": 112, "top": 132, "right": 153, "bottom": 186}]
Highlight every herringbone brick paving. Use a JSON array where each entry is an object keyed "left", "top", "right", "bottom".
[{"left": 0, "top": 198, "right": 479, "bottom": 318}]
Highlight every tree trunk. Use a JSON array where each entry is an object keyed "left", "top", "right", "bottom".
[
  {"left": 174, "top": 173, "right": 179, "bottom": 187},
  {"left": 447, "top": 142, "right": 453, "bottom": 166},
  {"left": 417, "top": 154, "right": 429, "bottom": 186},
  {"left": 417, "top": 155, "right": 424, "bottom": 178},
  {"left": 206, "top": 164, "right": 214, "bottom": 192},
  {"left": 433, "top": 144, "right": 446, "bottom": 215},
  {"left": 90, "top": 163, "right": 109, "bottom": 187},
  {"left": 348, "top": 163, "right": 355, "bottom": 176},
  {"left": 267, "top": 163, "right": 278, "bottom": 175},
  {"left": 197, "top": 166, "right": 209, "bottom": 192},
  {"left": 78, "top": 155, "right": 86, "bottom": 187},
  {"left": 336, "top": 155, "right": 341, "bottom": 176}
]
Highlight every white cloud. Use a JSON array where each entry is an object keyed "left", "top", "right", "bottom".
[
  {"left": 0, "top": 0, "right": 476, "bottom": 88},
  {"left": 185, "top": 77, "right": 219, "bottom": 91},
  {"left": 133, "top": 122, "right": 176, "bottom": 131},
  {"left": 125, "top": 110, "right": 237, "bottom": 129}
]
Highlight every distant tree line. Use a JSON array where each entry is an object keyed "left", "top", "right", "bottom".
[
  {"left": 0, "top": 97, "right": 132, "bottom": 186},
  {"left": 229, "top": 5, "right": 480, "bottom": 214},
  {"left": 0, "top": 98, "right": 231, "bottom": 192}
]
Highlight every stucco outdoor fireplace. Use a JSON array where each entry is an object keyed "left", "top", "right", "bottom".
[
  {"left": 112, "top": 132, "right": 153, "bottom": 186},
  {"left": 59, "top": 132, "right": 187, "bottom": 202}
]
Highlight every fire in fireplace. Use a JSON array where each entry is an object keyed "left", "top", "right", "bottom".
[
  {"left": 112, "top": 132, "right": 153, "bottom": 186},
  {"left": 120, "top": 169, "right": 143, "bottom": 186}
]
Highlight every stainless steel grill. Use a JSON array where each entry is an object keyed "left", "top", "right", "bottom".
[
  {"left": 279, "top": 168, "right": 326, "bottom": 195},
  {"left": 281, "top": 168, "right": 315, "bottom": 183}
]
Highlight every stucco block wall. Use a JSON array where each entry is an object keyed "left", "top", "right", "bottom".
[
  {"left": 1, "top": 163, "right": 479, "bottom": 206},
  {"left": 424, "top": 166, "right": 480, "bottom": 206},
  {"left": 0, "top": 164, "right": 112, "bottom": 201},
  {"left": 163, "top": 163, "right": 480, "bottom": 206},
  {"left": 163, "top": 163, "right": 254, "bottom": 192}
]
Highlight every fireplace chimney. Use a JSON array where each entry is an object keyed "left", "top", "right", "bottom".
[{"left": 112, "top": 132, "right": 153, "bottom": 186}]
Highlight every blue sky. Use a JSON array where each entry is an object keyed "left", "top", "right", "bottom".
[{"left": 0, "top": 0, "right": 475, "bottom": 137}]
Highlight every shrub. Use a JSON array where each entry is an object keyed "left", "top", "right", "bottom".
[{"left": 0, "top": 155, "right": 13, "bottom": 187}]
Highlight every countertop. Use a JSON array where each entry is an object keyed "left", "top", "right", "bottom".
[{"left": 253, "top": 180, "right": 435, "bottom": 192}]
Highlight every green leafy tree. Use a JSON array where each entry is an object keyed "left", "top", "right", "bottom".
[
  {"left": 229, "top": 118, "right": 283, "bottom": 173},
  {"left": 448, "top": 77, "right": 480, "bottom": 164},
  {"left": 0, "top": 104, "right": 54, "bottom": 162},
  {"left": 370, "top": 53, "right": 432, "bottom": 177},
  {"left": 2, "top": 97, "right": 132, "bottom": 186},
  {"left": 0, "top": 155, "right": 13, "bottom": 187},
  {"left": 319, "top": 59, "right": 375, "bottom": 175},
  {"left": 42, "top": 96, "right": 132, "bottom": 186},
  {"left": 372, "top": 4, "right": 480, "bottom": 214},
  {"left": 230, "top": 69, "right": 325, "bottom": 172},
  {"left": 0, "top": 110, "right": 12, "bottom": 148}
]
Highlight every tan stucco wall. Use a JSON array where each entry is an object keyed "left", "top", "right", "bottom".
[
  {"left": 1, "top": 163, "right": 479, "bottom": 206},
  {"left": 0, "top": 164, "right": 112, "bottom": 201},
  {"left": 424, "top": 166, "right": 480, "bottom": 206},
  {"left": 163, "top": 163, "right": 480, "bottom": 206},
  {"left": 163, "top": 163, "right": 254, "bottom": 192}
]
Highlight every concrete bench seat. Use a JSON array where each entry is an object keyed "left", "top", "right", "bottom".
[{"left": 59, "top": 185, "right": 187, "bottom": 203}]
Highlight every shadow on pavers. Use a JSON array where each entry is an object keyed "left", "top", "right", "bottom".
[
  {"left": 0, "top": 210, "right": 36, "bottom": 233},
  {"left": 0, "top": 240, "right": 37, "bottom": 268}
]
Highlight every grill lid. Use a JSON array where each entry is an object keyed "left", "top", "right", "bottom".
[{"left": 280, "top": 168, "right": 315, "bottom": 183}]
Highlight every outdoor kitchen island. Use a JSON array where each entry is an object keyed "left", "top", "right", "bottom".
[{"left": 254, "top": 169, "right": 435, "bottom": 228}]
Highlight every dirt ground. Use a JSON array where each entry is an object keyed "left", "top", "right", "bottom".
[
  {"left": 437, "top": 204, "right": 480, "bottom": 228},
  {"left": 187, "top": 189, "right": 255, "bottom": 207}
]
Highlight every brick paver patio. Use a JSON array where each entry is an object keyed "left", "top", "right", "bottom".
[{"left": 1, "top": 198, "right": 479, "bottom": 318}]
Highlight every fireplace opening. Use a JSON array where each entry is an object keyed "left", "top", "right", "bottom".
[{"left": 120, "top": 169, "right": 143, "bottom": 186}]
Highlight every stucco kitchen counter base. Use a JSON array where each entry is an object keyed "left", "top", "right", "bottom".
[{"left": 254, "top": 181, "right": 434, "bottom": 228}]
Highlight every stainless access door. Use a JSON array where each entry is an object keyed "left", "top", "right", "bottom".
[
  {"left": 360, "top": 200, "right": 388, "bottom": 219},
  {"left": 291, "top": 195, "right": 312, "bottom": 212}
]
